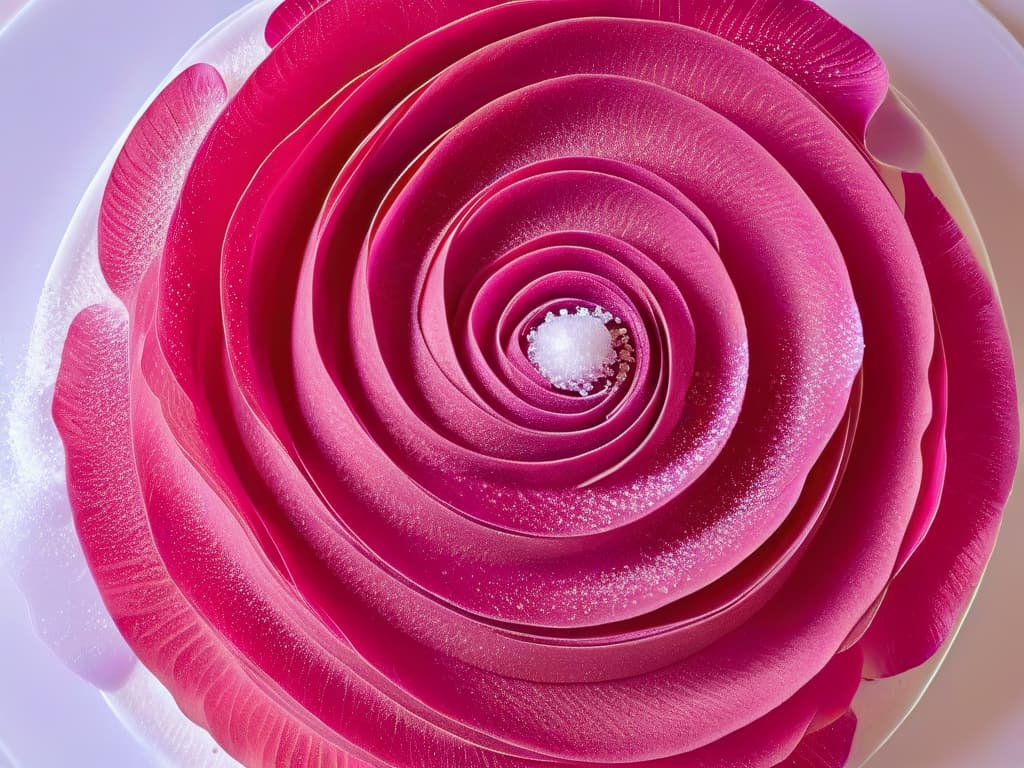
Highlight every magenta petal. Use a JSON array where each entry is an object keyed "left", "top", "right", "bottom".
[
  {"left": 674, "top": 0, "right": 889, "bottom": 138},
  {"left": 860, "top": 174, "right": 1019, "bottom": 678},
  {"left": 773, "top": 712, "right": 857, "bottom": 768},
  {"left": 98, "top": 64, "right": 226, "bottom": 302},
  {"left": 265, "top": 0, "right": 331, "bottom": 47}
]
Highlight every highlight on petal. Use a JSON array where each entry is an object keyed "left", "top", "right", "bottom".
[
  {"left": 98, "top": 64, "right": 227, "bottom": 302},
  {"left": 675, "top": 0, "right": 890, "bottom": 138},
  {"left": 264, "top": 0, "right": 330, "bottom": 47}
]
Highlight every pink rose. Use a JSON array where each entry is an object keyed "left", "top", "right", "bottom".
[{"left": 52, "top": 1, "right": 1018, "bottom": 766}]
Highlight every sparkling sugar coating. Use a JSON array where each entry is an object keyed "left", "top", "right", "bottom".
[{"left": 526, "top": 307, "right": 631, "bottom": 395}]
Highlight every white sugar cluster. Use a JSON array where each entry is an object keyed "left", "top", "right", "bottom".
[{"left": 526, "top": 307, "right": 633, "bottom": 395}]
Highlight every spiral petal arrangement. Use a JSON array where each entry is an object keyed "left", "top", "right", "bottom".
[{"left": 52, "top": 1, "right": 1018, "bottom": 766}]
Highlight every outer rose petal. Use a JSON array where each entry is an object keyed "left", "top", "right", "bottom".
[
  {"left": 264, "top": 0, "right": 890, "bottom": 139},
  {"left": 774, "top": 712, "right": 857, "bottom": 768},
  {"left": 52, "top": 305, "right": 372, "bottom": 768},
  {"left": 98, "top": 64, "right": 227, "bottom": 303},
  {"left": 859, "top": 174, "right": 1019, "bottom": 678},
  {"left": 265, "top": 0, "right": 331, "bottom": 47}
]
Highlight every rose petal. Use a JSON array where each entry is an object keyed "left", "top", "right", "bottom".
[
  {"left": 98, "top": 64, "right": 226, "bottom": 302},
  {"left": 774, "top": 712, "right": 857, "bottom": 768},
  {"left": 860, "top": 174, "right": 1018, "bottom": 678}
]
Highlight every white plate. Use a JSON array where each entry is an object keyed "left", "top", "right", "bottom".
[{"left": 0, "top": 1, "right": 1021, "bottom": 766}]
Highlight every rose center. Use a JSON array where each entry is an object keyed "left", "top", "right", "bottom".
[{"left": 526, "top": 307, "right": 633, "bottom": 395}]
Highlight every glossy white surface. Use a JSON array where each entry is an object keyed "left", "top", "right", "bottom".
[{"left": 0, "top": 1, "right": 1021, "bottom": 766}]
